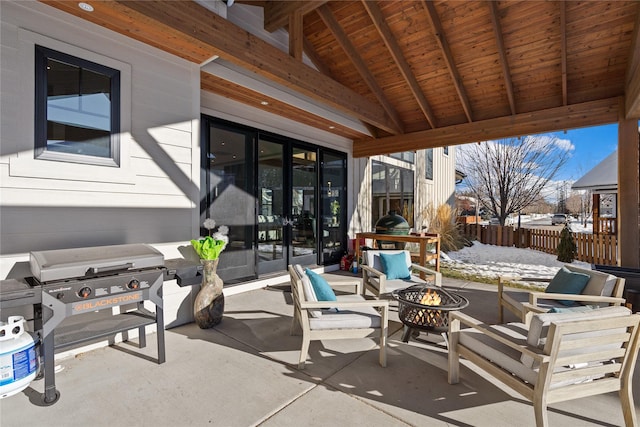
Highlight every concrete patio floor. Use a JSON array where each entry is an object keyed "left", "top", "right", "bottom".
[{"left": 1, "top": 276, "right": 638, "bottom": 427}]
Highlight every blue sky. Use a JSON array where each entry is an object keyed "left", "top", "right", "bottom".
[{"left": 548, "top": 123, "right": 620, "bottom": 182}]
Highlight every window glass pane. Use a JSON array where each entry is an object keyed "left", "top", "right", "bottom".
[
  {"left": 321, "top": 152, "right": 346, "bottom": 264},
  {"left": 46, "top": 58, "right": 112, "bottom": 157},
  {"left": 291, "top": 147, "right": 317, "bottom": 257},
  {"left": 389, "top": 151, "right": 415, "bottom": 163},
  {"left": 425, "top": 148, "right": 433, "bottom": 180},
  {"left": 258, "top": 139, "right": 284, "bottom": 262}
]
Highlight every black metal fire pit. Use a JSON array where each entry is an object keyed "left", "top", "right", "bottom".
[{"left": 392, "top": 285, "right": 469, "bottom": 342}]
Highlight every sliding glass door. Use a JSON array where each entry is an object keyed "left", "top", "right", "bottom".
[
  {"left": 257, "top": 138, "right": 286, "bottom": 274},
  {"left": 203, "top": 123, "right": 256, "bottom": 282},
  {"left": 202, "top": 116, "right": 347, "bottom": 282},
  {"left": 290, "top": 146, "right": 317, "bottom": 266}
]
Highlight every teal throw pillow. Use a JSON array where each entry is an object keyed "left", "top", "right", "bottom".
[
  {"left": 305, "top": 269, "right": 337, "bottom": 301},
  {"left": 545, "top": 266, "right": 590, "bottom": 306},
  {"left": 379, "top": 252, "right": 411, "bottom": 280},
  {"left": 549, "top": 305, "right": 598, "bottom": 313}
]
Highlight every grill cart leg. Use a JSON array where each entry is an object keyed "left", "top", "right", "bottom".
[{"left": 41, "top": 332, "right": 60, "bottom": 405}]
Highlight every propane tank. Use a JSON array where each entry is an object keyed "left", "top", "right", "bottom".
[{"left": 0, "top": 316, "right": 38, "bottom": 399}]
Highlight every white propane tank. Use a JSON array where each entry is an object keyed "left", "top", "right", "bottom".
[{"left": 0, "top": 316, "right": 37, "bottom": 399}]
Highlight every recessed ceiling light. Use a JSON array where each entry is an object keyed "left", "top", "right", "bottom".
[
  {"left": 260, "top": 101, "right": 269, "bottom": 106},
  {"left": 78, "top": 2, "right": 94, "bottom": 12},
  {"left": 329, "top": 125, "right": 335, "bottom": 129}
]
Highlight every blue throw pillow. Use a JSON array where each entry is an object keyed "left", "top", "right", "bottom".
[
  {"left": 305, "top": 269, "right": 337, "bottom": 301},
  {"left": 545, "top": 266, "right": 590, "bottom": 306},
  {"left": 379, "top": 252, "right": 411, "bottom": 280}
]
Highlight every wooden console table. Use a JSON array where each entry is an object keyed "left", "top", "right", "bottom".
[{"left": 354, "top": 232, "right": 440, "bottom": 278}]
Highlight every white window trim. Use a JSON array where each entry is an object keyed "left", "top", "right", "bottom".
[{"left": 9, "top": 28, "right": 135, "bottom": 184}]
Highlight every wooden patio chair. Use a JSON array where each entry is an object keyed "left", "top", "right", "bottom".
[
  {"left": 288, "top": 265, "right": 389, "bottom": 369},
  {"left": 498, "top": 264, "right": 626, "bottom": 323},
  {"left": 362, "top": 249, "right": 442, "bottom": 298},
  {"left": 448, "top": 306, "right": 640, "bottom": 427}
]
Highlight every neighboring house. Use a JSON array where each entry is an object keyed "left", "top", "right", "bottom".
[
  {"left": 572, "top": 150, "right": 618, "bottom": 235},
  {"left": 0, "top": 2, "right": 454, "bottom": 327}
]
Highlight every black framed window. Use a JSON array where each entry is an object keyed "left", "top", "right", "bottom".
[
  {"left": 35, "top": 45, "right": 120, "bottom": 166},
  {"left": 372, "top": 161, "right": 414, "bottom": 228}
]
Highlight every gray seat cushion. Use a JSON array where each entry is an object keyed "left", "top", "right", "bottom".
[
  {"left": 309, "top": 294, "right": 382, "bottom": 330},
  {"left": 458, "top": 322, "right": 538, "bottom": 385}
]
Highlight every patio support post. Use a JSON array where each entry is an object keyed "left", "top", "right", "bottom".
[{"left": 617, "top": 117, "right": 640, "bottom": 268}]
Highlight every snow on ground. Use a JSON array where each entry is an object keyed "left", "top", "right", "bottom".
[{"left": 442, "top": 241, "right": 590, "bottom": 284}]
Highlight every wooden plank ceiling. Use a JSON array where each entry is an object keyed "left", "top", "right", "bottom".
[{"left": 42, "top": 0, "right": 640, "bottom": 157}]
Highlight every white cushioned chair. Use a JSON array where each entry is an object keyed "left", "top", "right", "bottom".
[
  {"left": 498, "top": 264, "right": 626, "bottom": 323},
  {"left": 288, "top": 265, "right": 389, "bottom": 369},
  {"left": 448, "top": 306, "right": 640, "bottom": 427},
  {"left": 362, "top": 249, "right": 442, "bottom": 298}
]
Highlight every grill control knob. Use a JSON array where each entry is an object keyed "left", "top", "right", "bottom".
[
  {"left": 127, "top": 279, "right": 140, "bottom": 290},
  {"left": 78, "top": 287, "right": 91, "bottom": 299}
]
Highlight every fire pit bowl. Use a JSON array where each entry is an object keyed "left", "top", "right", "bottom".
[{"left": 392, "top": 285, "right": 469, "bottom": 341}]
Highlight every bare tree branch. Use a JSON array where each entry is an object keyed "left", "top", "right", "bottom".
[{"left": 458, "top": 137, "right": 571, "bottom": 225}]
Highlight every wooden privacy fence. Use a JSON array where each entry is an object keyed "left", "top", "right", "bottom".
[{"left": 460, "top": 224, "right": 618, "bottom": 266}]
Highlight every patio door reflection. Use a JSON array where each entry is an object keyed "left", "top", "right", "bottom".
[
  {"left": 257, "top": 139, "right": 286, "bottom": 274},
  {"left": 290, "top": 146, "right": 317, "bottom": 266},
  {"left": 204, "top": 124, "right": 256, "bottom": 282}
]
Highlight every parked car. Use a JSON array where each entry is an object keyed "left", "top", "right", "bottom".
[
  {"left": 489, "top": 216, "right": 515, "bottom": 226},
  {"left": 551, "top": 214, "right": 568, "bottom": 225}
]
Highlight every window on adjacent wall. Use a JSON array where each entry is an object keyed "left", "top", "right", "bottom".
[
  {"left": 425, "top": 148, "right": 433, "bottom": 180},
  {"left": 371, "top": 161, "right": 414, "bottom": 228},
  {"left": 35, "top": 45, "right": 121, "bottom": 166},
  {"left": 389, "top": 151, "right": 415, "bottom": 163}
]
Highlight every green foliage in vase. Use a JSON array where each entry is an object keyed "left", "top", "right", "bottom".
[{"left": 191, "top": 218, "right": 229, "bottom": 260}]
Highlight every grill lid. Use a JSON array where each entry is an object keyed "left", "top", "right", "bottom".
[{"left": 30, "top": 244, "right": 164, "bottom": 283}]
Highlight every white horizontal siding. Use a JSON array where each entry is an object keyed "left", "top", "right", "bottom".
[{"left": 0, "top": 1, "right": 201, "bottom": 258}]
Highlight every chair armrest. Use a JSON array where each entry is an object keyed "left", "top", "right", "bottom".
[
  {"left": 327, "top": 280, "right": 362, "bottom": 295},
  {"left": 528, "top": 291, "right": 625, "bottom": 305},
  {"left": 411, "top": 264, "right": 442, "bottom": 286},
  {"left": 362, "top": 265, "right": 384, "bottom": 278},
  {"left": 362, "top": 265, "right": 387, "bottom": 294},
  {"left": 449, "top": 311, "right": 546, "bottom": 363},
  {"left": 521, "top": 303, "right": 551, "bottom": 325},
  {"left": 499, "top": 275, "right": 553, "bottom": 284}
]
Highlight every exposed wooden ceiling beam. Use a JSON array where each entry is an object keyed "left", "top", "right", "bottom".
[
  {"left": 362, "top": 0, "right": 437, "bottom": 129},
  {"left": 288, "top": 10, "right": 303, "bottom": 60},
  {"left": 420, "top": 0, "right": 474, "bottom": 123},
  {"left": 41, "top": 0, "right": 397, "bottom": 134},
  {"left": 353, "top": 97, "right": 622, "bottom": 158},
  {"left": 488, "top": 1, "right": 516, "bottom": 115},
  {"left": 560, "top": 2, "right": 568, "bottom": 106},
  {"left": 303, "top": 37, "right": 332, "bottom": 76},
  {"left": 316, "top": 4, "right": 404, "bottom": 135},
  {"left": 625, "top": 4, "right": 640, "bottom": 119},
  {"left": 264, "top": 1, "right": 326, "bottom": 32}
]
